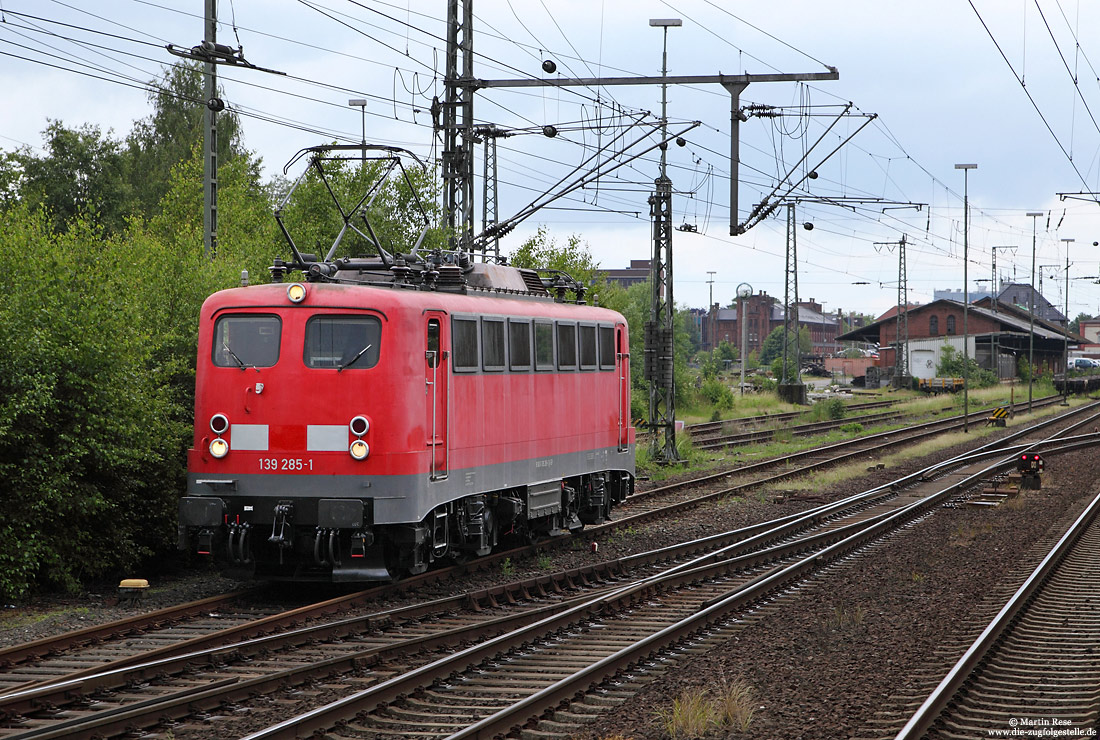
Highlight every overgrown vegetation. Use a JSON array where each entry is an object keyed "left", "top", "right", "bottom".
[
  {"left": 937, "top": 343, "right": 997, "bottom": 388},
  {"left": 0, "top": 64, "right": 455, "bottom": 599},
  {"left": 654, "top": 678, "right": 758, "bottom": 737}
]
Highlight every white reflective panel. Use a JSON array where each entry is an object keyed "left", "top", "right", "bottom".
[
  {"left": 307, "top": 425, "right": 348, "bottom": 451},
  {"left": 232, "top": 424, "right": 269, "bottom": 451}
]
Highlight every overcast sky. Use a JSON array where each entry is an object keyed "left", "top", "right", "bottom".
[{"left": 5, "top": 0, "right": 1100, "bottom": 318}]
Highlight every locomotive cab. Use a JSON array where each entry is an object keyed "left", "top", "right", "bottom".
[{"left": 179, "top": 263, "right": 635, "bottom": 582}]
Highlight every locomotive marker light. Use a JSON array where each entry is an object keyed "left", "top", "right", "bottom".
[
  {"left": 287, "top": 283, "right": 307, "bottom": 303},
  {"left": 350, "top": 416, "right": 370, "bottom": 436},
  {"left": 210, "top": 437, "right": 229, "bottom": 458},
  {"left": 349, "top": 439, "right": 370, "bottom": 460},
  {"left": 210, "top": 413, "right": 229, "bottom": 434}
]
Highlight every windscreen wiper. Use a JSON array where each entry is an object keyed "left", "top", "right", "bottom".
[
  {"left": 222, "top": 342, "right": 259, "bottom": 372},
  {"left": 338, "top": 343, "right": 372, "bottom": 372}
]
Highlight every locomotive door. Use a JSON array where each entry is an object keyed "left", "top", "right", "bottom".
[
  {"left": 425, "top": 315, "right": 449, "bottom": 479},
  {"left": 617, "top": 324, "right": 630, "bottom": 450}
]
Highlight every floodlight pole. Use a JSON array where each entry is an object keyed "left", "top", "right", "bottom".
[
  {"left": 348, "top": 99, "right": 367, "bottom": 162},
  {"left": 955, "top": 163, "right": 976, "bottom": 432},
  {"left": 1026, "top": 212, "right": 1043, "bottom": 412},
  {"left": 643, "top": 18, "right": 682, "bottom": 463}
]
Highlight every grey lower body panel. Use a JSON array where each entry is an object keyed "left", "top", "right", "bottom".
[{"left": 186, "top": 444, "right": 635, "bottom": 526}]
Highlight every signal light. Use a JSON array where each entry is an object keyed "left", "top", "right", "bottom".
[
  {"left": 349, "top": 439, "right": 369, "bottom": 460},
  {"left": 287, "top": 283, "right": 306, "bottom": 303},
  {"left": 210, "top": 413, "right": 229, "bottom": 435},
  {"left": 210, "top": 437, "right": 229, "bottom": 458}
]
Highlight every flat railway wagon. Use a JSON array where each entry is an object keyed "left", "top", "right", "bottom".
[{"left": 178, "top": 257, "right": 635, "bottom": 581}]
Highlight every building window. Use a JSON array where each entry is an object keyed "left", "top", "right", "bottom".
[
  {"left": 946, "top": 315, "right": 956, "bottom": 335},
  {"left": 929, "top": 315, "right": 939, "bottom": 336}
]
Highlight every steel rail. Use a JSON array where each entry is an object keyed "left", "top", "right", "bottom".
[
  {"left": 0, "top": 589, "right": 256, "bottom": 669},
  {"left": 685, "top": 398, "right": 898, "bottom": 434},
  {"left": 1, "top": 398, "right": 1087, "bottom": 713},
  {"left": 628, "top": 394, "right": 1067, "bottom": 506},
  {"left": 692, "top": 409, "right": 909, "bottom": 449},
  {"left": 446, "top": 435, "right": 1100, "bottom": 740},
  {"left": 894, "top": 484, "right": 1100, "bottom": 739},
  {"left": 240, "top": 429, "right": 1100, "bottom": 740},
  {"left": 2, "top": 402, "right": 1092, "bottom": 738}
]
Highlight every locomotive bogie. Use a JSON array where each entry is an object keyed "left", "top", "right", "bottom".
[{"left": 180, "top": 275, "right": 634, "bottom": 582}]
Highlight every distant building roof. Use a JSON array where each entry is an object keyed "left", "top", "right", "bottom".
[{"left": 837, "top": 298, "right": 1081, "bottom": 344}]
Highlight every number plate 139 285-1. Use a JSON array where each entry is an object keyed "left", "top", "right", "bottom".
[{"left": 259, "top": 458, "right": 314, "bottom": 471}]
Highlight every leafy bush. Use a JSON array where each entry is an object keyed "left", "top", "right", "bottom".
[
  {"left": 809, "top": 398, "right": 846, "bottom": 421},
  {"left": 0, "top": 150, "right": 279, "bottom": 599},
  {"left": 937, "top": 343, "right": 997, "bottom": 388},
  {"left": 700, "top": 377, "right": 735, "bottom": 410}
]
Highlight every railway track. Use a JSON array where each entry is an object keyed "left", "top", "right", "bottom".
[
  {"left": 0, "top": 397, "right": 1080, "bottom": 718},
  {"left": 0, "top": 395, "right": 1053, "bottom": 700},
  {"left": 612, "top": 394, "right": 1069, "bottom": 524},
  {"left": 3, "top": 404, "right": 1097, "bottom": 739},
  {"left": 684, "top": 398, "right": 896, "bottom": 436},
  {"left": 895, "top": 483, "right": 1100, "bottom": 739},
  {"left": 691, "top": 408, "right": 914, "bottom": 450}
]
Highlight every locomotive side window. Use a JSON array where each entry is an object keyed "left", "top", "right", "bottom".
[
  {"left": 557, "top": 322, "right": 577, "bottom": 370},
  {"left": 482, "top": 318, "right": 506, "bottom": 371},
  {"left": 426, "top": 319, "right": 440, "bottom": 369},
  {"left": 213, "top": 314, "right": 281, "bottom": 368},
  {"left": 304, "top": 315, "right": 381, "bottom": 369},
  {"left": 598, "top": 325, "right": 615, "bottom": 370},
  {"left": 579, "top": 324, "right": 597, "bottom": 370},
  {"left": 534, "top": 321, "right": 554, "bottom": 370},
  {"left": 509, "top": 319, "right": 532, "bottom": 370},
  {"left": 452, "top": 317, "right": 479, "bottom": 371}
]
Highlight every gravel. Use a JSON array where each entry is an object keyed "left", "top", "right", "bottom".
[{"left": 2, "top": 421, "right": 1096, "bottom": 740}]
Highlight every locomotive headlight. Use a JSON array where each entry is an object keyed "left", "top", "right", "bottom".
[
  {"left": 349, "top": 439, "right": 369, "bottom": 460},
  {"left": 350, "top": 415, "right": 369, "bottom": 436},
  {"left": 286, "top": 283, "right": 307, "bottom": 303},
  {"left": 210, "top": 413, "right": 229, "bottom": 435},
  {"left": 210, "top": 437, "right": 230, "bottom": 458}
]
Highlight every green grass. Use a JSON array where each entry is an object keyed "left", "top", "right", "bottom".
[
  {"left": 655, "top": 688, "right": 715, "bottom": 739},
  {"left": 636, "top": 384, "right": 1074, "bottom": 479}
]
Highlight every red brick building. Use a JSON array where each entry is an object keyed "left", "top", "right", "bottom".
[
  {"left": 705, "top": 293, "right": 840, "bottom": 358},
  {"left": 838, "top": 298, "right": 1079, "bottom": 380}
]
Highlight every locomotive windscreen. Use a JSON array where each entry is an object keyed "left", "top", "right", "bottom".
[
  {"left": 304, "top": 315, "right": 382, "bottom": 370},
  {"left": 213, "top": 315, "right": 281, "bottom": 368}
]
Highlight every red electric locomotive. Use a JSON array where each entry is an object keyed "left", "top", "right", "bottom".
[{"left": 178, "top": 253, "right": 635, "bottom": 581}]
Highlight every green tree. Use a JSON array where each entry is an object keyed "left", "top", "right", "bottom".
[
  {"left": 715, "top": 340, "right": 739, "bottom": 363},
  {"left": 759, "top": 324, "right": 811, "bottom": 365},
  {"left": 15, "top": 122, "right": 133, "bottom": 234},
  {"left": 0, "top": 207, "right": 173, "bottom": 596},
  {"left": 508, "top": 226, "right": 609, "bottom": 294},
  {"left": 0, "top": 150, "right": 21, "bottom": 209},
  {"left": 127, "top": 62, "right": 248, "bottom": 219},
  {"left": 1069, "top": 312, "right": 1091, "bottom": 335},
  {"left": 0, "top": 142, "right": 279, "bottom": 600}
]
